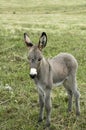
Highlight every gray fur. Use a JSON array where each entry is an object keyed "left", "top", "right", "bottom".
[{"left": 24, "top": 32, "right": 80, "bottom": 127}]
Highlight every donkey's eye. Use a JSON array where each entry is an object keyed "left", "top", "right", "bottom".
[
  {"left": 32, "top": 59, "right": 35, "bottom": 62},
  {"left": 38, "top": 58, "right": 42, "bottom": 61}
]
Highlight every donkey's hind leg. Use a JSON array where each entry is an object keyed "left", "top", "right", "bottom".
[
  {"left": 73, "top": 88, "right": 80, "bottom": 115},
  {"left": 67, "top": 90, "right": 73, "bottom": 112},
  {"left": 70, "top": 75, "right": 80, "bottom": 115},
  {"left": 63, "top": 81, "right": 73, "bottom": 112},
  {"left": 63, "top": 74, "right": 80, "bottom": 115}
]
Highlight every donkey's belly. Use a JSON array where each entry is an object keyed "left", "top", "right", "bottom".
[
  {"left": 52, "top": 71, "right": 67, "bottom": 83},
  {"left": 53, "top": 80, "right": 64, "bottom": 87},
  {"left": 53, "top": 76, "right": 68, "bottom": 87}
]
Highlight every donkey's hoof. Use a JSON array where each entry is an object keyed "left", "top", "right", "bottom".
[
  {"left": 38, "top": 118, "right": 43, "bottom": 123},
  {"left": 76, "top": 111, "right": 80, "bottom": 116},
  {"left": 67, "top": 108, "right": 72, "bottom": 114},
  {"left": 45, "top": 122, "right": 51, "bottom": 128}
]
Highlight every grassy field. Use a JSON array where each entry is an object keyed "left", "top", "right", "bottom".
[{"left": 0, "top": 0, "right": 86, "bottom": 130}]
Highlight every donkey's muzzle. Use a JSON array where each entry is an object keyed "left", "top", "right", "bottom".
[
  {"left": 29, "top": 74, "right": 37, "bottom": 79},
  {"left": 29, "top": 68, "right": 37, "bottom": 79}
]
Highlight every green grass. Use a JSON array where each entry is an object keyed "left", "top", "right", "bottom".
[{"left": 0, "top": 0, "right": 86, "bottom": 130}]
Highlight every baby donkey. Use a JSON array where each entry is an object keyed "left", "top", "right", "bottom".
[{"left": 24, "top": 32, "right": 80, "bottom": 127}]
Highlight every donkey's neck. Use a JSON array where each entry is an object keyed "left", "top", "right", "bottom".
[
  {"left": 39, "top": 57, "right": 49, "bottom": 77},
  {"left": 35, "top": 57, "right": 51, "bottom": 85}
]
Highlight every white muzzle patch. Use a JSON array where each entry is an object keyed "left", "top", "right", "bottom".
[{"left": 30, "top": 68, "right": 37, "bottom": 75}]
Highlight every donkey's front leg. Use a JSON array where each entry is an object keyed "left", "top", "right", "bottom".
[
  {"left": 45, "top": 89, "right": 52, "bottom": 127},
  {"left": 38, "top": 93, "right": 44, "bottom": 122}
]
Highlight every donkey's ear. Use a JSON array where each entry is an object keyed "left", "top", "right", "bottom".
[
  {"left": 38, "top": 32, "right": 47, "bottom": 50},
  {"left": 24, "top": 33, "right": 33, "bottom": 48}
]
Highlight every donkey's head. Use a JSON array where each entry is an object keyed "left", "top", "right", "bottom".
[{"left": 24, "top": 32, "right": 47, "bottom": 79}]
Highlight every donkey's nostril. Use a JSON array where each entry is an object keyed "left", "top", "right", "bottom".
[{"left": 29, "top": 74, "right": 36, "bottom": 79}]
